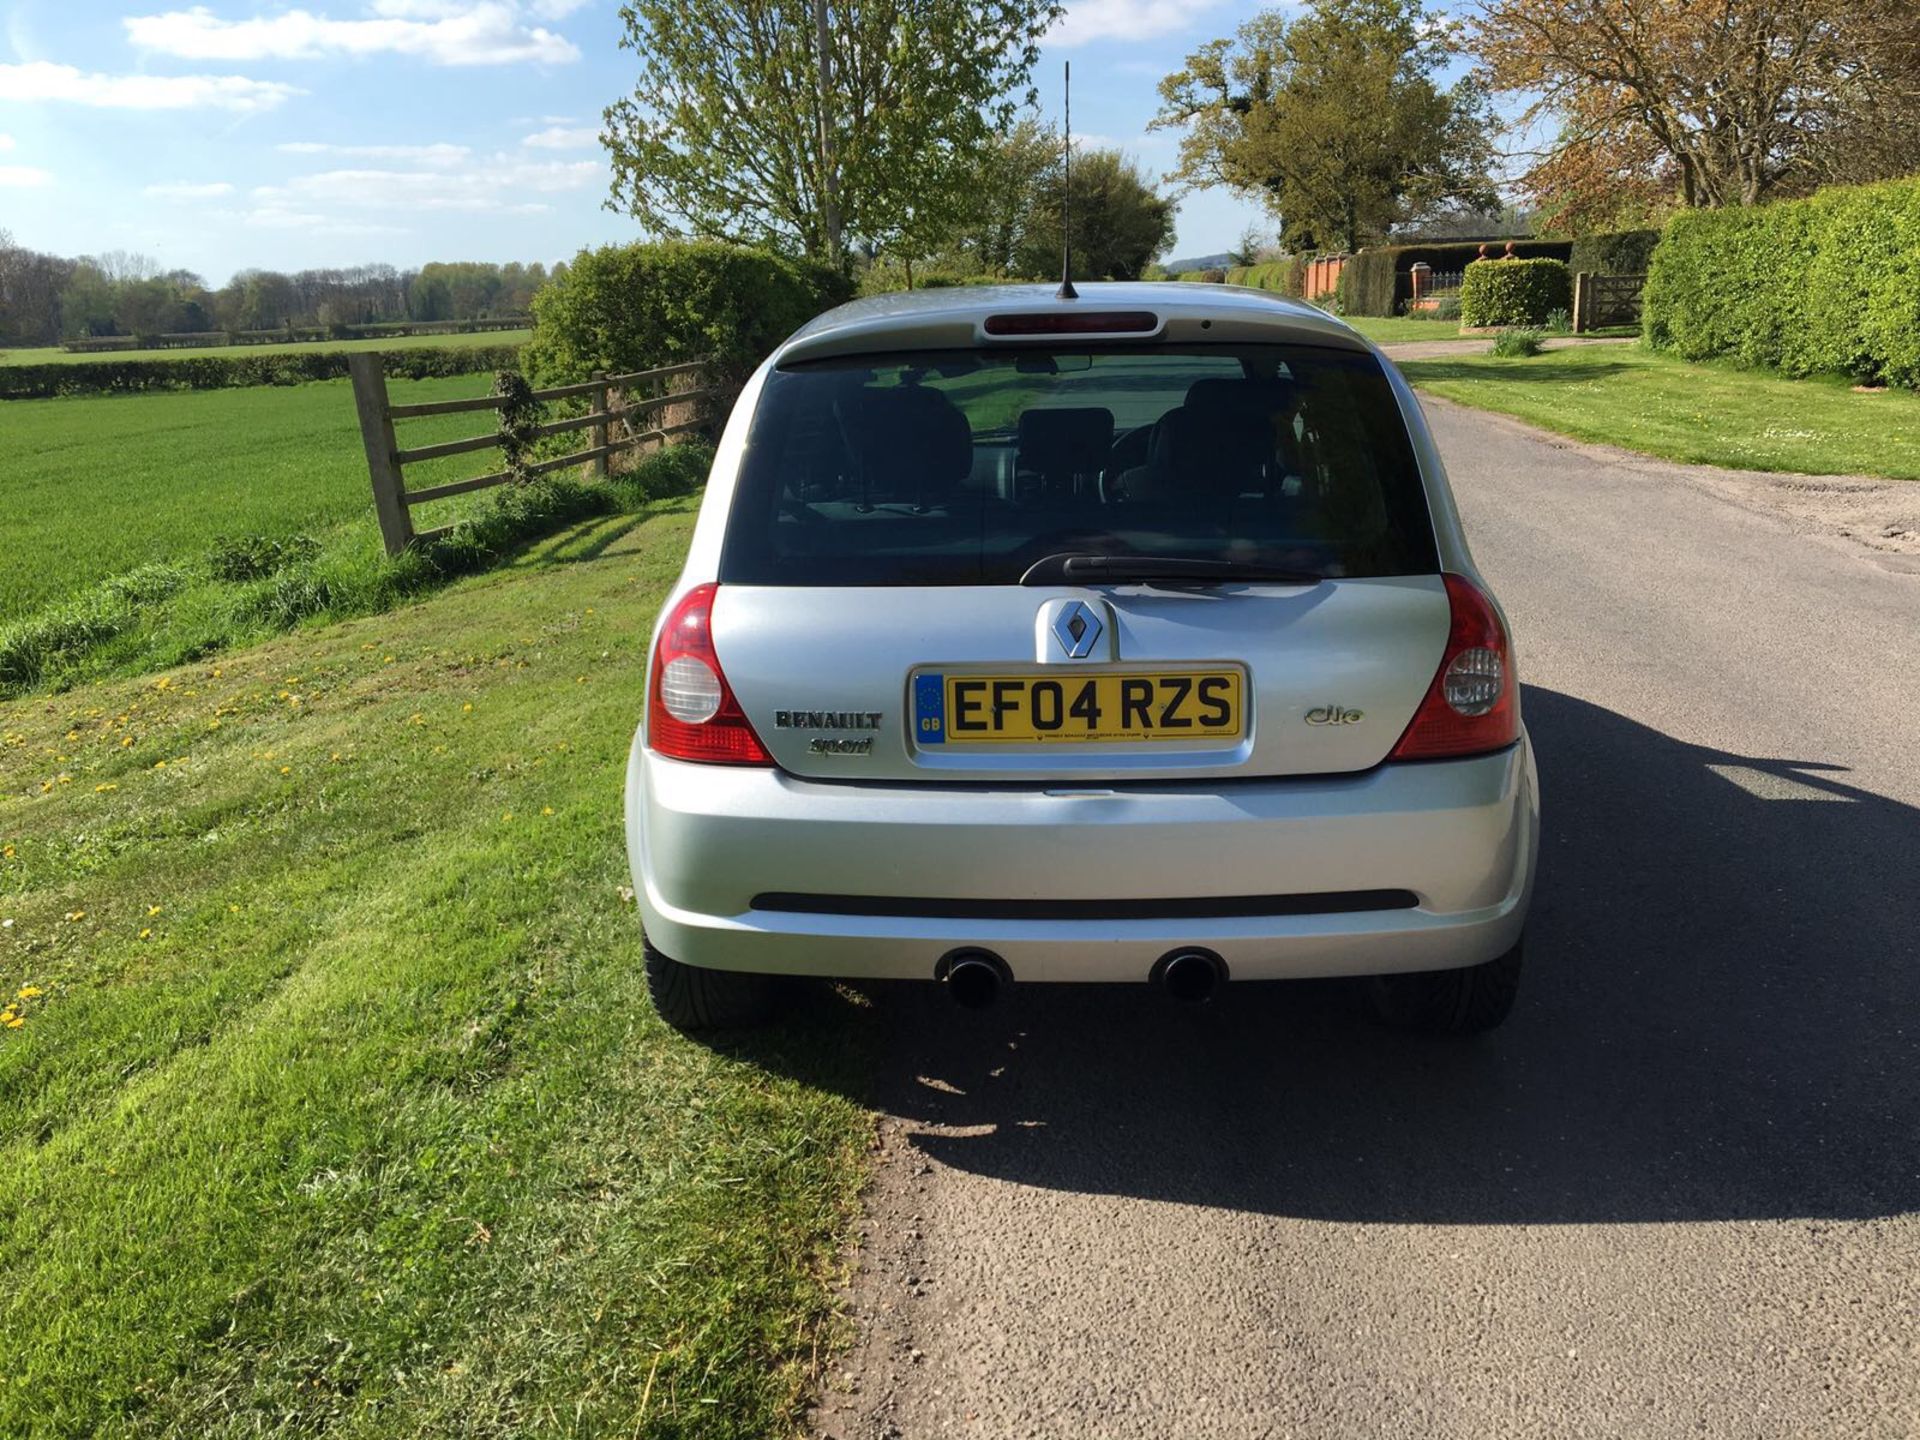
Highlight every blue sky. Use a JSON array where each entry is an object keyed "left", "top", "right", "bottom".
[{"left": 0, "top": 0, "right": 1304, "bottom": 282}]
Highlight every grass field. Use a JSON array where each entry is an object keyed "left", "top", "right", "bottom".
[
  {"left": 0, "top": 330, "right": 531, "bottom": 366},
  {"left": 0, "top": 502, "right": 875, "bottom": 1436},
  {"left": 3, "top": 375, "right": 528, "bottom": 622},
  {"left": 1399, "top": 345, "right": 1920, "bottom": 479}
]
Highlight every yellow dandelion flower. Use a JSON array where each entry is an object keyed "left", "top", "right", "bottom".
[
  {"left": 56, "top": 773, "right": 72, "bottom": 784},
  {"left": 1, "top": 845, "right": 12, "bottom": 859},
  {"left": 4, "top": 1017, "right": 22, "bottom": 1030},
  {"left": 154, "top": 676, "right": 172, "bottom": 690},
  {"left": 65, "top": 729, "right": 78, "bottom": 741},
  {"left": 212, "top": 667, "right": 224, "bottom": 677},
  {"left": 208, "top": 719, "right": 221, "bottom": 730},
  {"left": 541, "top": 806, "right": 555, "bottom": 816},
  {"left": 94, "top": 783, "right": 117, "bottom": 793},
  {"left": 17, "top": 986, "right": 40, "bottom": 999},
  {"left": 121, "top": 735, "right": 134, "bottom": 747},
  {"left": 65, "top": 910, "right": 85, "bottom": 922},
  {"left": 462, "top": 703, "right": 473, "bottom": 713},
  {"left": 501, "top": 811, "right": 513, "bottom": 822},
  {"left": 361, "top": 642, "right": 377, "bottom": 651},
  {"left": 383, "top": 655, "right": 396, "bottom": 664},
  {"left": 279, "top": 766, "right": 291, "bottom": 775},
  {"left": 147, "top": 905, "right": 162, "bottom": 916},
  {"left": 153, "top": 760, "right": 167, "bottom": 770},
  {"left": 228, "top": 903, "right": 240, "bottom": 913}
]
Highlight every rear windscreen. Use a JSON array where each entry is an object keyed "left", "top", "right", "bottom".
[{"left": 719, "top": 345, "right": 1438, "bottom": 586}]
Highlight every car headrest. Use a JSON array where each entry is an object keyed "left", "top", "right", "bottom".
[
  {"left": 1017, "top": 407, "right": 1115, "bottom": 471},
  {"left": 844, "top": 384, "right": 973, "bottom": 506}
]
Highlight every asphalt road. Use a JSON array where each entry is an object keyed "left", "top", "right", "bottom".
[{"left": 807, "top": 395, "right": 1920, "bottom": 1439}]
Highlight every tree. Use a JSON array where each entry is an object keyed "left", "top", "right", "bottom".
[
  {"left": 1154, "top": 0, "right": 1494, "bottom": 254},
  {"left": 1015, "top": 148, "right": 1177, "bottom": 281},
  {"left": 602, "top": 0, "right": 1059, "bottom": 268},
  {"left": 949, "top": 120, "right": 1061, "bottom": 276},
  {"left": 1473, "top": 0, "right": 1920, "bottom": 214}
]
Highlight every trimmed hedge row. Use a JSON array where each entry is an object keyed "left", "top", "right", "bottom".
[
  {"left": 1341, "top": 239, "right": 1575, "bottom": 317},
  {"left": 0, "top": 343, "right": 524, "bottom": 400},
  {"left": 1459, "top": 259, "right": 1573, "bottom": 328},
  {"left": 1224, "top": 258, "right": 1309, "bottom": 298},
  {"left": 1567, "top": 229, "right": 1660, "bottom": 276},
  {"left": 523, "top": 240, "right": 854, "bottom": 388},
  {"left": 1644, "top": 177, "right": 1920, "bottom": 387}
]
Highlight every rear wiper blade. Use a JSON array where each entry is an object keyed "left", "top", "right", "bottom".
[{"left": 1019, "top": 552, "right": 1325, "bottom": 588}]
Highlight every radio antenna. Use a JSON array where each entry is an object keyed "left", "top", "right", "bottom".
[{"left": 1056, "top": 60, "right": 1078, "bottom": 300}]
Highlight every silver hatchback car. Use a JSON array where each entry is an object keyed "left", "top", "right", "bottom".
[{"left": 625, "top": 283, "right": 1539, "bottom": 1033}]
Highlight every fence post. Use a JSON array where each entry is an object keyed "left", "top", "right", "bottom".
[
  {"left": 348, "top": 353, "right": 414, "bottom": 557},
  {"left": 591, "top": 369, "right": 609, "bottom": 480},
  {"left": 1572, "top": 271, "right": 1590, "bottom": 335}
]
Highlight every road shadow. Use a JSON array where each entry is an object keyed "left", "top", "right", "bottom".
[
  {"left": 1396, "top": 359, "right": 1637, "bottom": 387},
  {"left": 728, "top": 686, "right": 1920, "bottom": 1224}
]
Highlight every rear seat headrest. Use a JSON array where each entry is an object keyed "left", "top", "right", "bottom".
[{"left": 844, "top": 384, "right": 973, "bottom": 503}]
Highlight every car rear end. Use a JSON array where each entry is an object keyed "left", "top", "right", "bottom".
[{"left": 625, "top": 283, "right": 1538, "bottom": 1016}]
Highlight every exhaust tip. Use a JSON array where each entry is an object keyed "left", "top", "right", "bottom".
[
  {"left": 1153, "top": 947, "right": 1226, "bottom": 1003},
  {"left": 938, "top": 949, "right": 1009, "bottom": 1009}
]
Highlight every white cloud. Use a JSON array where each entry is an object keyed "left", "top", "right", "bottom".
[
  {"left": 0, "top": 165, "right": 52, "bottom": 187},
  {"left": 253, "top": 155, "right": 600, "bottom": 214},
  {"left": 237, "top": 203, "right": 407, "bottom": 235},
  {"left": 1049, "top": 0, "right": 1234, "bottom": 46},
  {"left": 278, "top": 140, "right": 472, "bottom": 164},
  {"left": 144, "top": 181, "right": 236, "bottom": 199},
  {"left": 0, "top": 60, "right": 299, "bottom": 111},
  {"left": 521, "top": 124, "right": 597, "bottom": 149},
  {"left": 125, "top": 3, "right": 581, "bottom": 67}
]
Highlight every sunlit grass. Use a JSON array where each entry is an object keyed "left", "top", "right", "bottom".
[
  {"left": 1399, "top": 344, "right": 1920, "bottom": 480},
  {"left": 0, "top": 503, "right": 873, "bottom": 1437}
]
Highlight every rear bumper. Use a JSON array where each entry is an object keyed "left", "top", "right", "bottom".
[{"left": 626, "top": 737, "right": 1538, "bottom": 983}]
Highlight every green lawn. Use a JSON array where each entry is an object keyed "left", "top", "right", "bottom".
[
  {"left": 1335, "top": 315, "right": 1463, "bottom": 344},
  {"left": 0, "top": 502, "right": 874, "bottom": 1437},
  {"left": 1, "top": 330, "right": 530, "bottom": 366},
  {"left": 1399, "top": 344, "right": 1920, "bottom": 479},
  {"left": 2, "top": 376, "right": 529, "bottom": 622}
]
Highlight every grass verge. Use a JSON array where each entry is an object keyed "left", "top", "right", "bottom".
[
  {"left": 1331, "top": 315, "right": 1463, "bottom": 344},
  {"left": 0, "top": 500, "right": 874, "bottom": 1437},
  {"left": 0, "top": 445, "right": 713, "bottom": 698},
  {"left": 1399, "top": 344, "right": 1920, "bottom": 479}
]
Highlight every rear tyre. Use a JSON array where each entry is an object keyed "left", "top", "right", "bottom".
[
  {"left": 645, "top": 940, "right": 778, "bottom": 1032},
  {"left": 1364, "top": 938, "right": 1524, "bottom": 1035}
]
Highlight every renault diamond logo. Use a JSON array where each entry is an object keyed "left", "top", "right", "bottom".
[{"left": 1051, "top": 600, "right": 1103, "bottom": 659}]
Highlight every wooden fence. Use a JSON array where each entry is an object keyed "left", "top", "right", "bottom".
[
  {"left": 1573, "top": 272, "right": 1648, "bottom": 333},
  {"left": 347, "top": 354, "right": 714, "bottom": 557},
  {"left": 62, "top": 316, "right": 531, "bottom": 354}
]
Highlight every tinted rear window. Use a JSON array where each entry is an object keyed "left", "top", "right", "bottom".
[{"left": 719, "top": 345, "right": 1437, "bottom": 586}]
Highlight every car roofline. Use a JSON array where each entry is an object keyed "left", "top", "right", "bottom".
[{"left": 772, "top": 281, "right": 1375, "bottom": 366}]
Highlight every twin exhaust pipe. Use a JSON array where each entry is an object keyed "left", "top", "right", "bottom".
[{"left": 939, "top": 947, "right": 1227, "bottom": 1008}]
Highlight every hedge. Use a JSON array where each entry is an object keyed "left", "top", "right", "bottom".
[
  {"left": 1341, "top": 239, "right": 1575, "bottom": 316},
  {"left": 1224, "top": 258, "right": 1310, "bottom": 298},
  {"left": 0, "top": 343, "right": 523, "bottom": 400},
  {"left": 1643, "top": 177, "right": 1920, "bottom": 387},
  {"left": 1567, "top": 229, "right": 1661, "bottom": 277},
  {"left": 1459, "top": 258, "right": 1574, "bottom": 328},
  {"left": 522, "top": 240, "right": 853, "bottom": 388}
]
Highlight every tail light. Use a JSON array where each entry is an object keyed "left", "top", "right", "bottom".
[
  {"left": 646, "top": 583, "right": 773, "bottom": 765},
  {"left": 1390, "top": 574, "right": 1519, "bottom": 761}
]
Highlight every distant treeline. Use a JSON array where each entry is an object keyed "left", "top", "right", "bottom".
[{"left": 0, "top": 236, "right": 551, "bottom": 349}]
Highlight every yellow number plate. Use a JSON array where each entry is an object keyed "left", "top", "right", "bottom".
[{"left": 916, "top": 670, "right": 1245, "bottom": 745}]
